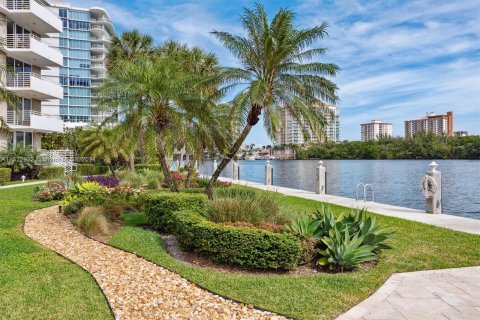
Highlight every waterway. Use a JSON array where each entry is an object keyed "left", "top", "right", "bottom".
[{"left": 200, "top": 160, "right": 480, "bottom": 219}]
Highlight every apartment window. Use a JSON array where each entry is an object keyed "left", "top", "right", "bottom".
[
  {"left": 69, "top": 11, "right": 90, "bottom": 21},
  {"left": 59, "top": 9, "right": 68, "bottom": 18},
  {"left": 68, "top": 20, "right": 90, "bottom": 30}
]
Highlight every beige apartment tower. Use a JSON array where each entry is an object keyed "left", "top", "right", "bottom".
[
  {"left": 361, "top": 120, "right": 393, "bottom": 141},
  {"left": 404, "top": 112, "right": 453, "bottom": 137},
  {"left": 0, "top": 0, "right": 64, "bottom": 150}
]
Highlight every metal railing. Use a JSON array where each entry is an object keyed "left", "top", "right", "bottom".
[
  {"left": 91, "top": 63, "right": 106, "bottom": 68},
  {"left": 91, "top": 55, "right": 105, "bottom": 60},
  {"left": 6, "top": 72, "right": 59, "bottom": 87},
  {"left": 91, "top": 44, "right": 106, "bottom": 50},
  {"left": 90, "top": 25, "right": 105, "bottom": 31},
  {"left": 356, "top": 183, "right": 375, "bottom": 202},
  {"left": 4, "top": 0, "right": 57, "bottom": 14},
  {"left": 6, "top": 109, "right": 60, "bottom": 126},
  {"left": 6, "top": 33, "right": 60, "bottom": 52}
]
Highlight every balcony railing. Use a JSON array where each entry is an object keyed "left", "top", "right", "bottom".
[
  {"left": 7, "top": 109, "right": 60, "bottom": 126},
  {"left": 92, "top": 63, "right": 106, "bottom": 68},
  {"left": 6, "top": 72, "right": 58, "bottom": 87},
  {"left": 91, "top": 55, "right": 105, "bottom": 60},
  {"left": 6, "top": 33, "right": 59, "bottom": 51},
  {"left": 4, "top": 0, "right": 55, "bottom": 14},
  {"left": 91, "top": 44, "right": 106, "bottom": 50},
  {"left": 90, "top": 25, "right": 105, "bottom": 31}
]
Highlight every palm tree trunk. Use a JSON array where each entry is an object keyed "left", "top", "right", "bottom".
[
  {"left": 185, "top": 158, "right": 196, "bottom": 189},
  {"left": 205, "top": 123, "right": 253, "bottom": 198},
  {"left": 108, "top": 163, "right": 117, "bottom": 179},
  {"left": 129, "top": 152, "right": 135, "bottom": 171},
  {"left": 157, "top": 143, "right": 178, "bottom": 192}
]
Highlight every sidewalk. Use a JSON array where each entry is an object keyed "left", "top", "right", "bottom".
[
  {"left": 223, "top": 178, "right": 480, "bottom": 235},
  {"left": 0, "top": 181, "right": 47, "bottom": 189},
  {"left": 336, "top": 266, "right": 480, "bottom": 320}
]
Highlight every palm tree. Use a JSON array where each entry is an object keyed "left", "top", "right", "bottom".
[
  {"left": 106, "top": 29, "right": 154, "bottom": 73},
  {"left": 105, "top": 30, "right": 155, "bottom": 170},
  {"left": 100, "top": 43, "right": 221, "bottom": 192},
  {"left": 205, "top": 4, "right": 339, "bottom": 198},
  {"left": 78, "top": 126, "right": 127, "bottom": 178}
]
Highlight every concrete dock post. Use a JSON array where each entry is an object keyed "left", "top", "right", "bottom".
[
  {"left": 213, "top": 159, "right": 217, "bottom": 172},
  {"left": 265, "top": 160, "right": 272, "bottom": 185},
  {"left": 316, "top": 160, "right": 326, "bottom": 194},
  {"left": 232, "top": 161, "right": 239, "bottom": 180},
  {"left": 421, "top": 161, "right": 442, "bottom": 214}
]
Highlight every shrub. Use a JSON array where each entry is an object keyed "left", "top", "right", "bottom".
[
  {"left": 77, "top": 207, "right": 110, "bottom": 236},
  {"left": 0, "top": 146, "right": 40, "bottom": 172},
  {"left": 140, "top": 169, "right": 164, "bottom": 190},
  {"left": 195, "top": 177, "right": 232, "bottom": 189},
  {"left": 165, "top": 209, "right": 302, "bottom": 270},
  {"left": 286, "top": 205, "right": 394, "bottom": 270},
  {"left": 63, "top": 198, "right": 87, "bottom": 215},
  {"left": 214, "top": 186, "right": 256, "bottom": 199},
  {"left": 75, "top": 164, "right": 98, "bottom": 176},
  {"left": 144, "top": 193, "right": 209, "bottom": 229},
  {"left": 39, "top": 166, "right": 64, "bottom": 179},
  {"left": 63, "top": 181, "right": 107, "bottom": 207},
  {"left": 119, "top": 172, "right": 146, "bottom": 188},
  {"left": 85, "top": 175, "right": 120, "bottom": 188},
  {"left": 0, "top": 168, "right": 12, "bottom": 185},
  {"left": 34, "top": 182, "right": 66, "bottom": 202},
  {"left": 209, "top": 190, "right": 288, "bottom": 226},
  {"left": 135, "top": 164, "right": 162, "bottom": 172}
]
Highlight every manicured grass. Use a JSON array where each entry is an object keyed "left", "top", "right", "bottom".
[
  {"left": 0, "top": 186, "right": 112, "bottom": 320},
  {"left": 110, "top": 190, "right": 480, "bottom": 320}
]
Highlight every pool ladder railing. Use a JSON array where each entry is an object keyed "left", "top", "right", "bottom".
[{"left": 356, "top": 183, "right": 375, "bottom": 202}]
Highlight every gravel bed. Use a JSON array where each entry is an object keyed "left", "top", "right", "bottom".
[{"left": 24, "top": 206, "right": 286, "bottom": 320}]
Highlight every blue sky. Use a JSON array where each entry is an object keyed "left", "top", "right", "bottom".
[{"left": 72, "top": 0, "right": 480, "bottom": 144}]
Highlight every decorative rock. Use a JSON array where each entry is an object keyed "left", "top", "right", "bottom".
[{"left": 24, "top": 206, "right": 286, "bottom": 320}]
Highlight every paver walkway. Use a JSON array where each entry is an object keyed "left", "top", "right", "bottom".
[
  {"left": 336, "top": 266, "right": 480, "bottom": 320},
  {"left": 220, "top": 178, "right": 480, "bottom": 235},
  {"left": 0, "top": 180, "right": 47, "bottom": 189},
  {"left": 24, "top": 206, "right": 285, "bottom": 320}
]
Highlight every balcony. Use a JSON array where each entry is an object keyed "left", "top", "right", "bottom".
[
  {"left": 91, "top": 43, "right": 107, "bottom": 52},
  {"left": 5, "top": 34, "right": 63, "bottom": 67},
  {"left": 7, "top": 109, "right": 63, "bottom": 133},
  {"left": 91, "top": 36, "right": 112, "bottom": 43},
  {"left": 0, "top": 0, "right": 63, "bottom": 34},
  {"left": 6, "top": 72, "right": 63, "bottom": 100},
  {"left": 91, "top": 63, "right": 106, "bottom": 71}
]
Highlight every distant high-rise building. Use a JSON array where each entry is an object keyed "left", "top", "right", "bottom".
[
  {"left": 45, "top": 1, "right": 116, "bottom": 127},
  {"left": 275, "top": 104, "right": 340, "bottom": 145},
  {"left": 360, "top": 120, "right": 392, "bottom": 141},
  {"left": 404, "top": 112, "right": 453, "bottom": 137},
  {"left": 0, "top": 0, "right": 64, "bottom": 149},
  {"left": 454, "top": 131, "right": 468, "bottom": 137}
]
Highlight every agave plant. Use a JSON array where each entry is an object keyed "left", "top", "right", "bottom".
[
  {"left": 285, "top": 214, "right": 322, "bottom": 239},
  {"left": 317, "top": 226, "right": 377, "bottom": 271}
]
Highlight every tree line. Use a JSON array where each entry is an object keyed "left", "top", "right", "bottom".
[{"left": 294, "top": 133, "right": 480, "bottom": 160}]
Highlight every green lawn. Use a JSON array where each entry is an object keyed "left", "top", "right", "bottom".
[
  {"left": 110, "top": 191, "right": 480, "bottom": 320},
  {"left": 0, "top": 186, "right": 112, "bottom": 320}
]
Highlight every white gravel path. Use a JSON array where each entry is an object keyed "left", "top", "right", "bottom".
[{"left": 24, "top": 206, "right": 286, "bottom": 320}]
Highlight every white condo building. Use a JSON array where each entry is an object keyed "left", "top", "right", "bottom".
[
  {"left": 45, "top": 1, "right": 115, "bottom": 127},
  {"left": 0, "top": 0, "right": 64, "bottom": 149},
  {"left": 275, "top": 104, "right": 340, "bottom": 145},
  {"left": 360, "top": 120, "right": 393, "bottom": 141}
]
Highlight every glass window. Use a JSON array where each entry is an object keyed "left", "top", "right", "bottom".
[
  {"left": 59, "top": 9, "right": 68, "bottom": 18},
  {"left": 15, "top": 131, "right": 24, "bottom": 147},
  {"left": 25, "top": 132, "right": 32, "bottom": 147}
]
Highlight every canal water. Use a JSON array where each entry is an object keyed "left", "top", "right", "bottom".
[{"left": 200, "top": 160, "right": 480, "bottom": 220}]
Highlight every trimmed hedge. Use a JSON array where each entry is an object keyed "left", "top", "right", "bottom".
[
  {"left": 164, "top": 210, "right": 302, "bottom": 270},
  {"left": 39, "top": 166, "right": 64, "bottom": 179},
  {"left": 76, "top": 164, "right": 98, "bottom": 176},
  {"left": 0, "top": 168, "right": 12, "bottom": 185},
  {"left": 135, "top": 164, "right": 162, "bottom": 171},
  {"left": 144, "top": 193, "right": 209, "bottom": 229}
]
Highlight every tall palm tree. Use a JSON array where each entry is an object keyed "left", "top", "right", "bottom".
[
  {"left": 106, "top": 29, "right": 154, "bottom": 72},
  {"left": 105, "top": 30, "right": 155, "bottom": 169},
  {"left": 205, "top": 4, "right": 339, "bottom": 198},
  {"left": 78, "top": 126, "right": 127, "bottom": 178},
  {"left": 100, "top": 43, "right": 220, "bottom": 192}
]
